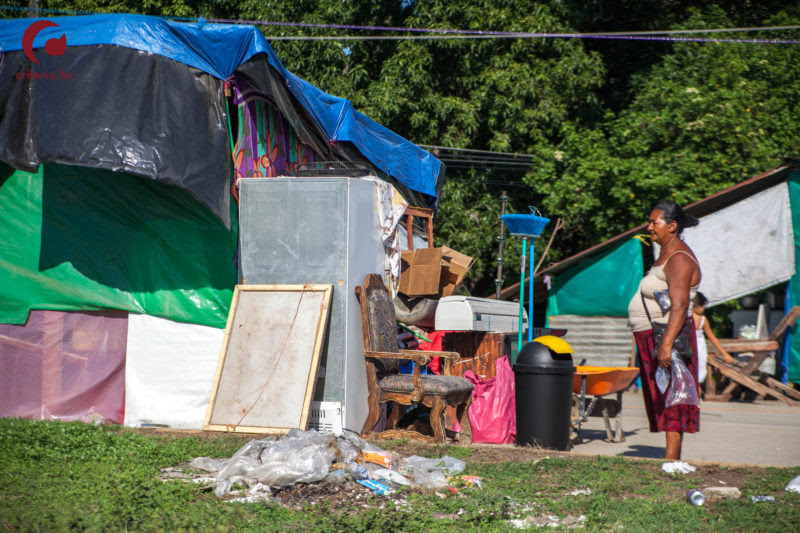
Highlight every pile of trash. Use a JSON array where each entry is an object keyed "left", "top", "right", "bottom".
[{"left": 188, "top": 429, "right": 478, "bottom": 501}]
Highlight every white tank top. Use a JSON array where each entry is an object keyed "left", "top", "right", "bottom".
[{"left": 627, "top": 251, "right": 700, "bottom": 333}]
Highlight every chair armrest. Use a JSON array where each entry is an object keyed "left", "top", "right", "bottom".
[
  {"left": 365, "top": 351, "right": 431, "bottom": 365},
  {"left": 397, "top": 350, "right": 434, "bottom": 365},
  {"left": 415, "top": 350, "right": 460, "bottom": 362}
]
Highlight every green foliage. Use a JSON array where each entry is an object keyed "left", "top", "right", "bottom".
[{"left": 528, "top": 8, "right": 800, "bottom": 258}]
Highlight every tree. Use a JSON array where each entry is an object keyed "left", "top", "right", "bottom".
[{"left": 527, "top": 7, "right": 800, "bottom": 264}]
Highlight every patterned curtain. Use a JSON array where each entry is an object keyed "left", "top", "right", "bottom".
[{"left": 229, "top": 77, "right": 318, "bottom": 197}]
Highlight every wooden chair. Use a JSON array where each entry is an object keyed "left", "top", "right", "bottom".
[{"left": 355, "top": 274, "right": 473, "bottom": 443}]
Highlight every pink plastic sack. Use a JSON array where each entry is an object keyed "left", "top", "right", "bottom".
[{"left": 464, "top": 355, "right": 516, "bottom": 444}]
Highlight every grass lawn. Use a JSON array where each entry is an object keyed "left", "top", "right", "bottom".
[{"left": 1, "top": 418, "right": 798, "bottom": 531}]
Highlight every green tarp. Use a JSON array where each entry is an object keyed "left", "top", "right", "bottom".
[
  {"left": 0, "top": 163, "right": 237, "bottom": 328},
  {"left": 788, "top": 171, "right": 800, "bottom": 383},
  {"left": 545, "top": 237, "right": 644, "bottom": 319}
]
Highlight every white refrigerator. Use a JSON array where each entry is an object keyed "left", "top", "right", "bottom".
[{"left": 238, "top": 177, "right": 385, "bottom": 434}]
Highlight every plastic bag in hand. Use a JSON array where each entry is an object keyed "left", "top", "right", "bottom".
[
  {"left": 655, "top": 366, "right": 669, "bottom": 394},
  {"left": 665, "top": 356, "right": 699, "bottom": 408}
]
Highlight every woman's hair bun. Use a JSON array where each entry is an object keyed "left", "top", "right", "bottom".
[
  {"left": 683, "top": 213, "right": 699, "bottom": 228},
  {"left": 654, "top": 200, "right": 699, "bottom": 234}
]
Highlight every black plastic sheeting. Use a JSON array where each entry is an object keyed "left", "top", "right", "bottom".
[{"left": 0, "top": 46, "right": 233, "bottom": 227}]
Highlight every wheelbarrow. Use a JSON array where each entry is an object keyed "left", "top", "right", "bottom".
[{"left": 571, "top": 366, "right": 639, "bottom": 443}]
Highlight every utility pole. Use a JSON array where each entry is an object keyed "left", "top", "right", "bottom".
[{"left": 494, "top": 190, "right": 508, "bottom": 299}]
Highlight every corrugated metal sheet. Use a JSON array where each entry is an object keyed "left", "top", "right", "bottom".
[{"left": 548, "top": 315, "right": 635, "bottom": 367}]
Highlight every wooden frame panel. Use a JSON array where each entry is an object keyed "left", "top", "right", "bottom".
[{"left": 203, "top": 284, "right": 332, "bottom": 433}]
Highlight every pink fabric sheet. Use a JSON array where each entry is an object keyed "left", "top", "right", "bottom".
[{"left": 0, "top": 310, "right": 127, "bottom": 424}]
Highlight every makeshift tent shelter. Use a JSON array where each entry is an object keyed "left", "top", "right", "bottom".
[
  {"left": 0, "top": 14, "right": 443, "bottom": 427},
  {"left": 516, "top": 160, "right": 800, "bottom": 383}
]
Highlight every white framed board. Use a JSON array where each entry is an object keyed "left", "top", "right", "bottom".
[{"left": 203, "top": 284, "right": 333, "bottom": 433}]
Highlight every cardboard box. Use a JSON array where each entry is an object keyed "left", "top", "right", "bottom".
[
  {"left": 439, "top": 246, "right": 475, "bottom": 297},
  {"left": 398, "top": 246, "right": 474, "bottom": 298},
  {"left": 398, "top": 247, "right": 442, "bottom": 296}
]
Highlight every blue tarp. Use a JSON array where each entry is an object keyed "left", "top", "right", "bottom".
[{"left": 0, "top": 14, "right": 441, "bottom": 198}]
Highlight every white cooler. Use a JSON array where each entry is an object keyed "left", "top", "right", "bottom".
[{"left": 434, "top": 296, "right": 527, "bottom": 333}]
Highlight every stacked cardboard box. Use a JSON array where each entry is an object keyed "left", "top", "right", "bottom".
[{"left": 398, "top": 246, "right": 474, "bottom": 298}]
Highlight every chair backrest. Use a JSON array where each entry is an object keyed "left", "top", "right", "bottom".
[
  {"left": 357, "top": 274, "right": 407, "bottom": 377},
  {"left": 359, "top": 274, "right": 399, "bottom": 354}
]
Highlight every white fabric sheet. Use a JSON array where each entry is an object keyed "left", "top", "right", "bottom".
[
  {"left": 124, "top": 314, "right": 224, "bottom": 429},
  {"left": 365, "top": 177, "right": 408, "bottom": 297},
  {"left": 668, "top": 183, "right": 795, "bottom": 306}
]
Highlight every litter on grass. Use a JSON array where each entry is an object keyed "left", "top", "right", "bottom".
[
  {"left": 661, "top": 461, "right": 696, "bottom": 475},
  {"left": 508, "top": 514, "right": 587, "bottom": 529},
  {"left": 786, "top": 474, "right": 800, "bottom": 493},
  {"left": 183, "top": 428, "right": 475, "bottom": 503}
]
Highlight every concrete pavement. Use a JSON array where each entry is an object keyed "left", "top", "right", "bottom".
[{"left": 569, "top": 389, "right": 800, "bottom": 467}]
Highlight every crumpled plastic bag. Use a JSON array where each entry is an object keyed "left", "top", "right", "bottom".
[
  {"left": 785, "top": 474, "right": 800, "bottom": 493},
  {"left": 413, "top": 469, "right": 449, "bottom": 489},
  {"left": 662, "top": 461, "right": 696, "bottom": 474},
  {"left": 336, "top": 431, "right": 383, "bottom": 464},
  {"left": 190, "top": 456, "right": 226, "bottom": 472},
  {"left": 402, "top": 455, "right": 466, "bottom": 475},
  {"left": 464, "top": 355, "right": 516, "bottom": 444},
  {"left": 214, "top": 429, "right": 336, "bottom": 496},
  {"left": 371, "top": 467, "right": 411, "bottom": 486},
  {"left": 655, "top": 366, "right": 669, "bottom": 395},
  {"left": 665, "top": 356, "right": 700, "bottom": 408},
  {"left": 401, "top": 455, "right": 466, "bottom": 489}
]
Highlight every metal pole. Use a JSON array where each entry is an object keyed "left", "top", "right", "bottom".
[
  {"left": 528, "top": 238, "right": 534, "bottom": 342},
  {"left": 517, "top": 237, "right": 527, "bottom": 355},
  {"left": 495, "top": 191, "right": 508, "bottom": 299}
]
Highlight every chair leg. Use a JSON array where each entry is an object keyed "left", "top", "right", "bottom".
[
  {"left": 361, "top": 397, "right": 382, "bottom": 437},
  {"left": 430, "top": 397, "right": 446, "bottom": 443},
  {"left": 386, "top": 402, "right": 405, "bottom": 430},
  {"left": 456, "top": 399, "right": 472, "bottom": 444}
]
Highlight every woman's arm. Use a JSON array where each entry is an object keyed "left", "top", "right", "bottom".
[
  {"left": 702, "top": 318, "right": 735, "bottom": 363},
  {"left": 660, "top": 253, "right": 697, "bottom": 368}
]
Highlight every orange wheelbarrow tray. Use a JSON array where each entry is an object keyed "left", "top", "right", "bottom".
[{"left": 571, "top": 366, "right": 639, "bottom": 443}]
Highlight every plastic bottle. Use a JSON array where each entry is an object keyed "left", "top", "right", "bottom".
[
  {"left": 346, "top": 460, "right": 369, "bottom": 480},
  {"left": 687, "top": 489, "right": 705, "bottom": 506}
]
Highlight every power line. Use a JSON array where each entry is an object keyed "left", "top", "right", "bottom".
[
  {"left": 419, "top": 145, "right": 535, "bottom": 158},
  {"left": 264, "top": 34, "right": 800, "bottom": 44},
  {"left": 422, "top": 145, "right": 537, "bottom": 170},
  {"left": 2, "top": 6, "right": 799, "bottom": 44},
  {"left": 439, "top": 159, "right": 534, "bottom": 167},
  {"left": 204, "top": 15, "right": 800, "bottom": 37}
]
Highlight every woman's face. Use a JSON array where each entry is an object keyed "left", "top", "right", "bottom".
[{"left": 648, "top": 209, "right": 676, "bottom": 245}]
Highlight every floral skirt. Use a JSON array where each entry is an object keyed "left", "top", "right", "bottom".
[{"left": 633, "top": 318, "right": 700, "bottom": 433}]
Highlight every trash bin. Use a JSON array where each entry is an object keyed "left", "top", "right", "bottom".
[{"left": 513, "top": 335, "right": 575, "bottom": 450}]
